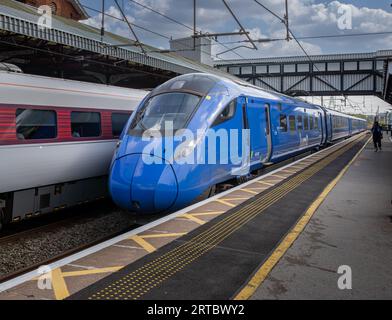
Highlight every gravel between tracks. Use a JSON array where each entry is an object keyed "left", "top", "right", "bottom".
[{"left": 0, "top": 203, "right": 150, "bottom": 277}]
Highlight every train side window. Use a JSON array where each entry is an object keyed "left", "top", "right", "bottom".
[
  {"left": 212, "top": 100, "right": 236, "bottom": 127},
  {"left": 279, "top": 114, "right": 288, "bottom": 132},
  {"left": 304, "top": 114, "right": 309, "bottom": 130},
  {"left": 71, "top": 111, "right": 101, "bottom": 137},
  {"left": 309, "top": 115, "right": 314, "bottom": 130},
  {"left": 112, "top": 113, "right": 131, "bottom": 137},
  {"left": 289, "top": 115, "right": 296, "bottom": 132},
  {"left": 297, "top": 115, "right": 303, "bottom": 130},
  {"left": 16, "top": 109, "right": 57, "bottom": 140}
]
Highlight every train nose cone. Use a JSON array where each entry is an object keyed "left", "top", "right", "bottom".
[
  {"left": 109, "top": 154, "right": 139, "bottom": 210},
  {"left": 109, "top": 154, "right": 178, "bottom": 213}
]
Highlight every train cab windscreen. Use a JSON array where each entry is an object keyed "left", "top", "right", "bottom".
[{"left": 129, "top": 92, "right": 200, "bottom": 133}]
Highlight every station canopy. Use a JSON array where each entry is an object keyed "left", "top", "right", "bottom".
[{"left": 0, "top": 0, "right": 240, "bottom": 89}]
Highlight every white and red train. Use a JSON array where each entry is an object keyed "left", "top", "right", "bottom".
[{"left": 0, "top": 70, "right": 148, "bottom": 228}]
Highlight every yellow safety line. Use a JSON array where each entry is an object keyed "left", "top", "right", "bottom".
[
  {"left": 240, "top": 188, "right": 259, "bottom": 195},
  {"left": 270, "top": 174, "right": 287, "bottom": 179},
  {"left": 190, "top": 211, "right": 225, "bottom": 216},
  {"left": 300, "top": 159, "right": 314, "bottom": 163},
  {"left": 234, "top": 136, "right": 371, "bottom": 300},
  {"left": 293, "top": 165, "right": 306, "bottom": 171},
  {"left": 62, "top": 266, "right": 123, "bottom": 278},
  {"left": 290, "top": 161, "right": 305, "bottom": 168},
  {"left": 244, "top": 186, "right": 268, "bottom": 190},
  {"left": 181, "top": 214, "right": 206, "bottom": 225},
  {"left": 129, "top": 235, "right": 156, "bottom": 253},
  {"left": 214, "top": 199, "right": 237, "bottom": 207},
  {"left": 281, "top": 169, "right": 297, "bottom": 174},
  {"left": 85, "top": 134, "right": 366, "bottom": 300},
  {"left": 51, "top": 268, "right": 69, "bottom": 301},
  {"left": 142, "top": 233, "right": 187, "bottom": 239},
  {"left": 255, "top": 181, "right": 275, "bottom": 186}
]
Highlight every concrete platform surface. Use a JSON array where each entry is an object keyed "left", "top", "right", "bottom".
[{"left": 251, "top": 136, "right": 392, "bottom": 300}]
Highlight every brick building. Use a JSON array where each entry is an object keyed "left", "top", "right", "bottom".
[{"left": 16, "top": 0, "right": 88, "bottom": 20}]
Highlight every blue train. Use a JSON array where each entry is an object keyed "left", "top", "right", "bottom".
[{"left": 109, "top": 73, "right": 366, "bottom": 214}]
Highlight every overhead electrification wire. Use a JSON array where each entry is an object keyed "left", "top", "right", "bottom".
[
  {"left": 128, "top": 0, "right": 192, "bottom": 31},
  {"left": 252, "top": 0, "right": 346, "bottom": 105},
  {"left": 297, "top": 31, "right": 392, "bottom": 40},
  {"left": 82, "top": 2, "right": 242, "bottom": 60},
  {"left": 202, "top": 31, "right": 392, "bottom": 47},
  {"left": 221, "top": 0, "right": 257, "bottom": 50},
  {"left": 81, "top": 4, "right": 172, "bottom": 41},
  {"left": 82, "top": 4, "right": 229, "bottom": 61},
  {"left": 127, "top": 0, "right": 246, "bottom": 59}
]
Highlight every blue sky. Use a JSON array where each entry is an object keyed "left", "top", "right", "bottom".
[
  {"left": 79, "top": 0, "right": 392, "bottom": 57},
  {"left": 78, "top": 0, "right": 392, "bottom": 112}
]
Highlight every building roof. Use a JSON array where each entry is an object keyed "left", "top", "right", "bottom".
[
  {"left": 0, "top": 0, "right": 237, "bottom": 79},
  {"left": 214, "top": 50, "right": 392, "bottom": 65},
  {"left": 69, "top": 0, "right": 89, "bottom": 20}
]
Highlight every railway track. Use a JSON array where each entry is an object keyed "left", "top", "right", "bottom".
[
  {"left": 0, "top": 201, "right": 152, "bottom": 284},
  {"left": 0, "top": 224, "right": 138, "bottom": 284}
]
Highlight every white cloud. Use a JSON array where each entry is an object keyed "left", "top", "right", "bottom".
[{"left": 81, "top": 0, "right": 392, "bottom": 58}]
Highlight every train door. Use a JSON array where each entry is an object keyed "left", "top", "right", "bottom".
[
  {"left": 269, "top": 103, "right": 291, "bottom": 159},
  {"left": 319, "top": 111, "right": 325, "bottom": 145},
  {"left": 209, "top": 98, "right": 248, "bottom": 179},
  {"left": 245, "top": 98, "right": 271, "bottom": 165}
]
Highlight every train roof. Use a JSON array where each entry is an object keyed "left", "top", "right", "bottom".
[
  {"left": 187, "top": 73, "right": 367, "bottom": 122},
  {"left": 323, "top": 107, "right": 367, "bottom": 121},
  {"left": 0, "top": 71, "right": 148, "bottom": 111}
]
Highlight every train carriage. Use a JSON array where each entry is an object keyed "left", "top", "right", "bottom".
[
  {"left": 0, "top": 70, "right": 147, "bottom": 228},
  {"left": 109, "top": 73, "right": 366, "bottom": 215}
]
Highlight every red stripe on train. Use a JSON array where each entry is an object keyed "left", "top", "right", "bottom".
[{"left": 0, "top": 104, "right": 132, "bottom": 146}]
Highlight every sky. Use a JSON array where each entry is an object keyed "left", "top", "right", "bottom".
[{"left": 78, "top": 0, "right": 392, "bottom": 114}]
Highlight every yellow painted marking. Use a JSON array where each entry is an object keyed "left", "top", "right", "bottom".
[
  {"left": 281, "top": 169, "right": 297, "bottom": 174},
  {"left": 256, "top": 181, "right": 274, "bottom": 186},
  {"left": 214, "top": 199, "right": 236, "bottom": 207},
  {"left": 221, "top": 197, "right": 249, "bottom": 201},
  {"left": 240, "top": 188, "right": 259, "bottom": 195},
  {"left": 129, "top": 235, "right": 156, "bottom": 253},
  {"left": 290, "top": 163, "right": 305, "bottom": 168},
  {"left": 234, "top": 137, "right": 370, "bottom": 300},
  {"left": 181, "top": 214, "right": 206, "bottom": 225},
  {"left": 245, "top": 186, "right": 268, "bottom": 191},
  {"left": 51, "top": 268, "right": 69, "bottom": 300},
  {"left": 83, "top": 135, "right": 365, "bottom": 300},
  {"left": 62, "top": 266, "right": 123, "bottom": 277},
  {"left": 190, "top": 211, "right": 225, "bottom": 216},
  {"left": 142, "top": 233, "right": 187, "bottom": 239},
  {"left": 302, "top": 160, "right": 316, "bottom": 165},
  {"left": 270, "top": 174, "right": 286, "bottom": 179}
]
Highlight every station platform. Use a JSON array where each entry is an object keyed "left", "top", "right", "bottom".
[
  {"left": 0, "top": 132, "right": 390, "bottom": 300},
  {"left": 250, "top": 135, "right": 392, "bottom": 300}
]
